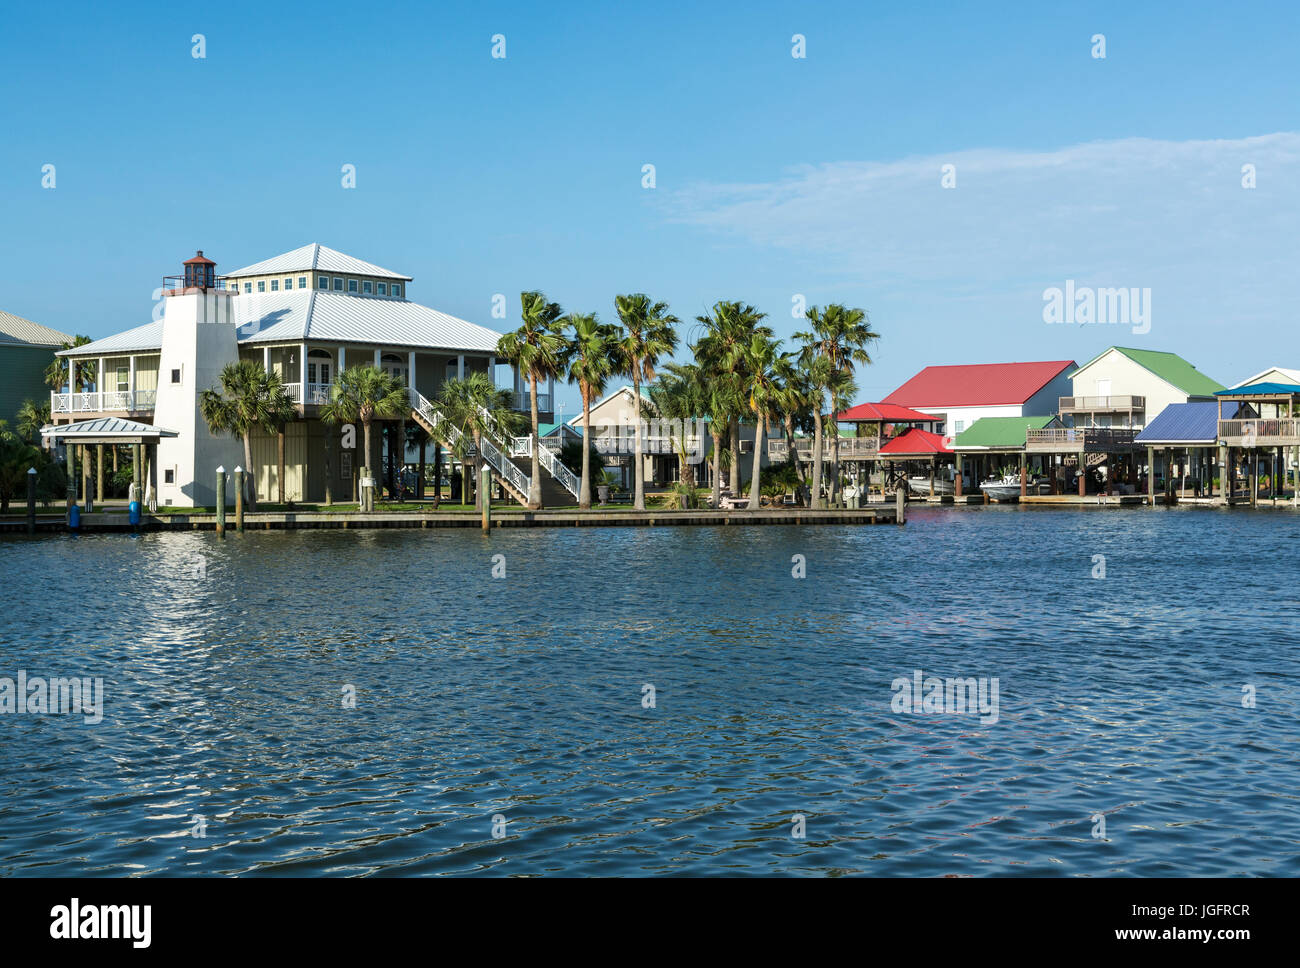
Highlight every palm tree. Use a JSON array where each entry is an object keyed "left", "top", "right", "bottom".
[
  {"left": 796, "top": 304, "right": 879, "bottom": 506},
  {"left": 319, "top": 364, "right": 409, "bottom": 511},
  {"left": 497, "top": 292, "right": 567, "bottom": 509},
  {"left": 563, "top": 312, "right": 620, "bottom": 509},
  {"left": 15, "top": 399, "right": 50, "bottom": 444},
  {"left": 615, "top": 293, "right": 679, "bottom": 511},
  {"left": 742, "top": 332, "right": 790, "bottom": 509},
  {"left": 648, "top": 361, "right": 709, "bottom": 498},
  {"left": 43, "top": 336, "right": 95, "bottom": 392},
  {"left": 693, "top": 301, "right": 771, "bottom": 501},
  {"left": 199, "top": 360, "right": 296, "bottom": 510},
  {"left": 435, "top": 373, "right": 521, "bottom": 510}
]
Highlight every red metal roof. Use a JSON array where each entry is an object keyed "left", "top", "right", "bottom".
[
  {"left": 183, "top": 250, "right": 216, "bottom": 265},
  {"left": 878, "top": 428, "right": 952, "bottom": 456},
  {"left": 883, "top": 360, "right": 1074, "bottom": 408},
  {"left": 837, "top": 401, "right": 937, "bottom": 423}
]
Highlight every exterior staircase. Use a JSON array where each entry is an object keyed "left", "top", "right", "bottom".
[{"left": 406, "top": 388, "right": 582, "bottom": 507}]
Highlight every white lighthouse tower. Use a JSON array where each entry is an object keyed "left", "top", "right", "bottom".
[{"left": 153, "top": 251, "right": 244, "bottom": 507}]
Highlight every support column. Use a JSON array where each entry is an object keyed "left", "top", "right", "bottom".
[
  {"left": 457, "top": 354, "right": 465, "bottom": 380},
  {"left": 132, "top": 443, "right": 142, "bottom": 501},
  {"left": 1250, "top": 449, "right": 1258, "bottom": 507},
  {"left": 96, "top": 443, "right": 104, "bottom": 503},
  {"left": 81, "top": 444, "right": 91, "bottom": 511},
  {"left": 928, "top": 458, "right": 935, "bottom": 499},
  {"left": 338, "top": 345, "right": 346, "bottom": 372},
  {"left": 1147, "top": 446, "right": 1155, "bottom": 506},
  {"left": 263, "top": 346, "right": 270, "bottom": 372},
  {"left": 97, "top": 356, "right": 105, "bottom": 409},
  {"left": 66, "top": 439, "right": 77, "bottom": 510},
  {"left": 1078, "top": 451, "right": 1086, "bottom": 496},
  {"left": 953, "top": 455, "right": 962, "bottom": 498},
  {"left": 1019, "top": 452, "right": 1027, "bottom": 498}
]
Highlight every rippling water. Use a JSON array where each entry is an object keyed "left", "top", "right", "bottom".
[{"left": 1, "top": 507, "right": 1298, "bottom": 876}]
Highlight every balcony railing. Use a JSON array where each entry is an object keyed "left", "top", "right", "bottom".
[
  {"left": 50, "top": 389, "right": 157, "bottom": 414},
  {"left": 1218, "top": 418, "right": 1300, "bottom": 446},
  {"left": 769, "top": 437, "right": 880, "bottom": 461},
  {"left": 1059, "top": 395, "right": 1145, "bottom": 411},
  {"left": 1025, "top": 427, "right": 1139, "bottom": 451},
  {"left": 282, "top": 382, "right": 334, "bottom": 405}
]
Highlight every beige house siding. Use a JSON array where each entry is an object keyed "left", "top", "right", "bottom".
[{"left": 1070, "top": 350, "right": 1189, "bottom": 428}]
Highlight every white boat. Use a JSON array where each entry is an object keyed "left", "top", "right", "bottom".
[
  {"left": 979, "top": 474, "right": 1051, "bottom": 500},
  {"left": 908, "top": 475, "right": 954, "bottom": 496}
]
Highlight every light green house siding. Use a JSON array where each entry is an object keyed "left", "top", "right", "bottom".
[{"left": 0, "top": 343, "right": 56, "bottom": 425}]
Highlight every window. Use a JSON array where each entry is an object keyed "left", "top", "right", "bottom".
[
  {"left": 116, "top": 366, "right": 129, "bottom": 392},
  {"left": 381, "top": 352, "right": 406, "bottom": 384},
  {"left": 258, "top": 280, "right": 266, "bottom": 292},
  {"left": 307, "top": 349, "right": 332, "bottom": 387},
  {"left": 244, "top": 282, "right": 252, "bottom": 293},
  {"left": 284, "top": 278, "right": 293, "bottom": 290},
  {"left": 164, "top": 468, "right": 175, "bottom": 484},
  {"left": 299, "top": 276, "right": 307, "bottom": 289},
  {"left": 171, "top": 368, "right": 182, "bottom": 384},
  {"left": 318, "top": 276, "right": 329, "bottom": 290},
  {"left": 363, "top": 280, "right": 373, "bottom": 294},
  {"left": 377, "top": 282, "right": 388, "bottom": 296},
  {"left": 333, "top": 277, "right": 344, "bottom": 291},
  {"left": 391, "top": 284, "right": 402, "bottom": 298},
  {"left": 954, "top": 420, "right": 965, "bottom": 433},
  {"left": 348, "top": 279, "right": 358, "bottom": 293},
  {"left": 271, "top": 279, "right": 279, "bottom": 291}
]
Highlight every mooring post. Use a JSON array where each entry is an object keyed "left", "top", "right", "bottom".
[
  {"left": 895, "top": 481, "right": 905, "bottom": 525},
  {"left": 481, "top": 464, "right": 492, "bottom": 531},
  {"left": 26, "top": 467, "right": 37, "bottom": 534},
  {"left": 234, "top": 466, "right": 245, "bottom": 533},
  {"left": 215, "top": 466, "right": 226, "bottom": 537}
]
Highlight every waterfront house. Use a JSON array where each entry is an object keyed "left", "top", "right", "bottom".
[
  {"left": 1134, "top": 401, "right": 1238, "bottom": 503},
  {"left": 1, "top": 309, "right": 71, "bottom": 427},
  {"left": 952, "top": 416, "right": 1062, "bottom": 496},
  {"left": 1020, "top": 347, "right": 1222, "bottom": 495},
  {"left": 49, "top": 246, "right": 557, "bottom": 507},
  {"left": 1213, "top": 382, "right": 1300, "bottom": 507},
  {"left": 881, "top": 360, "right": 1075, "bottom": 437}
]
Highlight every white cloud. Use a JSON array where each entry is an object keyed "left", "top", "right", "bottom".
[{"left": 666, "top": 133, "right": 1300, "bottom": 309}]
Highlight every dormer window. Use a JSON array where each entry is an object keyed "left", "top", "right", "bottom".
[
  {"left": 391, "top": 284, "right": 403, "bottom": 298},
  {"left": 244, "top": 282, "right": 252, "bottom": 293},
  {"left": 284, "top": 277, "right": 293, "bottom": 290},
  {"left": 317, "top": 276, "right": 328, "bottom": 290},
  {"left": 363, "top": 281, "right": 373, "bottom": 294},
  {"left": 258, "top": 281, "right": 266, "bottom": 292},
  {"left": 271, "top": 279, "right": 279, "bottom": 291},
  {"left": 348, "top": 279, "right": 358, "bottom": 293},
  {"left": 333, "top": 277, "right": 344, "bottom": 291},
  {"left": 377, "top": 282, "right": 388, "bottom": 296}
]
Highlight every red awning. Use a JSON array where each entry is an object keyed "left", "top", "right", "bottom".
[
  {"left": 837, "top": 401, "right": 937, "bottom": 423},
  {"left": 877, "top": 428, "right": 952, "bottom": 456}
]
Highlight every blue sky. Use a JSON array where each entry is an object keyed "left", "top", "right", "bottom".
[{"left": 3, "top": 0, "right": 1298, "bottom": 413}]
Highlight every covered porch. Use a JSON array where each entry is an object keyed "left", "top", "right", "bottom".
[
  {"left": 1213, "top": 383, "right": 1300, "bottom": 507},
  {"left": 40, "top": 417, "right": 178, "bottom": 514}
]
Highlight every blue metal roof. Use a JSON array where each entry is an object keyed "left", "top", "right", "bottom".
[
  {"left": 1136, "top": 401, "right": 1238, "bottom": 443},
  {"left": 1215, "top": 382, "right": 1300, "bottom": 396}
]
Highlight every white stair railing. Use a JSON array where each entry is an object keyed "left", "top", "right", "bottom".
[
  {"left": 476, "top": 405, "right": 581, "bottom": 500},
  {"left": 409, "top": 388, "right": 532, "bottom": 501}
]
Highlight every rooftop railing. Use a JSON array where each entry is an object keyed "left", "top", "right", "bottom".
[{"left": 1025, "top": 427, "right": 1139, "bottom": 451}]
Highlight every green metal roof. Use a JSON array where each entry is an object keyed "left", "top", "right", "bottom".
[
  {"left": 954, "top": 415, "right": 1057, "bottom": 449},
  {"left": 1071, "top": 346, "right": 1223, "bottom": 396}
]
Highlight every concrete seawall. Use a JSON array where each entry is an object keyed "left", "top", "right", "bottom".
[{"left": 1, "top": 506, "right": 901, "bottom": 533}]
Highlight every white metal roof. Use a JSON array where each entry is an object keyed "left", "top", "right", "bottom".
[
  {"left": 41, "top": 417, "right": 178, "bottom": 439},
  {"left": 223, "top": 243, "right": 412, "bottom": 281},
  {"left": 1231, "top": 366, "right": 1300, "bottom": 389},
  {"left": 0, "top": 309, "right": 72, "bottom": 347},
  {"left": 63, "top": 290, "right": 503, "bottom": 357}
]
